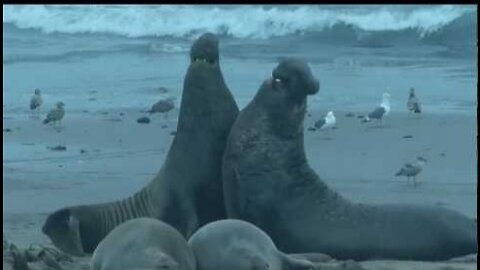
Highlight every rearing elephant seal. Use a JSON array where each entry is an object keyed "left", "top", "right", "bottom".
[
  {"left": 222, "top": 58, "right": 477, "bottom": 261},
  {"left": 91, "top": 218, "right": 195, "bottom": 270},
  {"left": 188, "top": 219, "right": 315, "bottom": 270},
  {"left": 42, "top": 33, "right": 239, "bottom": 256}
]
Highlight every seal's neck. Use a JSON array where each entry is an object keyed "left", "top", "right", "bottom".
[
  {"left": 267, "top": 99, "right": 306, "bottom": 140},
  {"left": 176, "top": 64, "right": 227, "bottom": 132}
]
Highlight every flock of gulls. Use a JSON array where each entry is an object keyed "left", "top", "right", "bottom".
[
  {"left": 28, "top": 88, "right": 175, "bottom": 127},
  {"left": 310, "top": 88, "right": 424, "bottom": 187},
  {"left": 28, "top": 85, "right": 424, "bottom": 186}
]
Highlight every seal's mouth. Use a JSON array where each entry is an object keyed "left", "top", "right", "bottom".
[{"left": 191, "top": 57, "right": 216, "bottom": 65}]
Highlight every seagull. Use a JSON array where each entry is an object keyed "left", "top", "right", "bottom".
[
  {"left": 363, "top": 92, "right": 390, "bottom": 125},
  {"left": 29, "top": 88, "right": 43, "bottom": 116},
  {"left": 315, "top": 111, "right": 336, "bottom": 129},
  {"left": 395, "top": 156, "right": 427, "bottom": 187},
  {"left": 148, "top": 97, "right": 175, "bottom": 119},
  {"left": 313, "top": 111, "right": 336, "bottom": 139},
  {"left": 407, "top": 87, "right": 421, "bottom": 116},
  {"left": 43, "top": 102, "right": 65, "bottom": 127}
]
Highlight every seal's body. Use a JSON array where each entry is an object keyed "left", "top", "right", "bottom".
[
  {"left": 189, "top": 219, "right": 314, "bottom": 270},
  {"left": 222, "top": 58, "right": 477, "bottom": 261},
  {"left": 42, "top": 33, "right": 239, "bottom": 256},
  {"left": 91, "top": 218, "right": 195, "bottom": 270}
]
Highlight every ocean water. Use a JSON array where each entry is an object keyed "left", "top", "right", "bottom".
[{"left": 3, "top": 5, "right": 478, "bottom": 114}]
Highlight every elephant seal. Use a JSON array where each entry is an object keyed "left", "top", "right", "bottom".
[
  {"left": 188, "top": 219, "right": 315, "bottom": 270},
  {"left": 42, "top": 32, "right": 239, "bottom": 256},
  {"left": 91, "top": 218, "right": 195, "bottom": 270},
  {"left": 222, "top": 58, "right": 477, "bottom": 261}
]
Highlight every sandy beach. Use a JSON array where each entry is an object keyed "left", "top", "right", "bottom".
[
  {"left": 3, "top": 4, "right": 477, "bottom": 270},
  {"left": 3, "top": 107, "right": 477, "bottom": 269}
]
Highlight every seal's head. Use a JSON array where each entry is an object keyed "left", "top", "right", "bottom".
[
  {"left": 42, "top": 208, "right": 84, "bottom": 256},
  {"left": 34, "top": 88, "right": 41, "bottom": 95},
  {"left": 409, "top": 87, "right": 415, "bottom": 96},
  {"left": 190, "top": 32, "right": 219, "bottom": 66},
  {"left": 56, "top": 101, "right": 65, "bottom": 109},
  {"left": 271, "top": 58, "right": 319, "bottom": 98},
  {"left": 257, "top": 58, "right": 319, "bottom": 119}
]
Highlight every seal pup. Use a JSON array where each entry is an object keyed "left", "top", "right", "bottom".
[
  {"left": 42, "top": 33, "right": 239, "bottom": 256},
  {"left": 91, "top": 218, "right": 195, "bottom": 270},
  {"left": 363, "top": 92, "right": 390, "bottom": 125},
  {"left": 407, "top": 87, "right": 421, "bottom": 116},
  {"left": 222, "top": 58, "right": 477, "bottom": 260},
  {"left": 43, "top": 101, "right": 65, "bottom": 126},
  {"left": 189, "top": 219, "right": 315, "bottom": 270},
  {"left": 395, "top": 156, "right": 427, "bottom": 187}
]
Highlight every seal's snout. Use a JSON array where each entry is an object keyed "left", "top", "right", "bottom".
[
  {"left": 306, "top": 77, "right": 320, "bottom": 95},
  {"left": 190, "top": 32, "right": 219, "bottom": 65},
  {"left": 273, "top": 58, "right": 320, "bottom": 98}
]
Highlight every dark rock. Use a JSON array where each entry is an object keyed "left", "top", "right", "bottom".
[
  {"left": 79, "top": 149, "right": 87, "bottom": 154},
  {"left": 357, "top": 115, "right": 365, "bottom": 119},
  {"left": 440, "top": 152, "right": 446, "bottom": 157},
  {"left": 3, "top": 128, "right": 12, "bottom": 132},
  {"left": 170, "top": 131, "right": 177, "bottom": 136},
  {"left": 148, "top": 98, "right": 174, "bottom": 114},
  {"left": 47, "top": 145, "right": 67, "bottom": 151},
  {"left": 137, "top": 116, "right": 151, "bottom": 124},
  {"left": 307, "top": 127, "right": 316, "bottom": 131},
  {"left": 345, "top": 112, "right": 355, "bottom": 117},
  {"left": 157, "top": 87, "right": 169, "bottom": 93},
  {"left": 402, "top": 135, "right": 413, "bottom": 139},
  {"left": 119, "top": 112, "right": 125, "bottom": 116},
  {"left": 161, "top": 124, "right": 168, "bottom": 129}
]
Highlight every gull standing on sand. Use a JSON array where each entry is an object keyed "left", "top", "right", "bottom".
[
  {"left": 29, "top": 88, "right": 43, "bottom": 116},
  {"left": 148, "top": 97, "right": 175, "bottom": 119},
  {"left": 395, "top": 156, "right": 427, "bottom": 187},
  {"left": 364, "top": 92, "right": 390, "bottom": 125},
  {"left": 407, "top": 87, "right": 421, "bottom": 116},
  {"left": 314, "top": 111, "right": 336, "bottom": 133},
  {"left": 43, "top": 102, "right": 65, "bottom": 127}
]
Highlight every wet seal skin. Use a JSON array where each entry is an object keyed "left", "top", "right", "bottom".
[
  {"left": 43, "top": 33, "right": 239, "bottom": 256},
  {"left": 222, "top": 58, "right": 477, "bottom": 261}
]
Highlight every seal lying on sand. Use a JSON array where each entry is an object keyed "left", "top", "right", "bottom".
[
  {"left": 189, "top": 219, "right": 315, "bottom": 270},
  {"left": 222, "top": 58, "right": 477, "bottom": 261},
  {"left": 42, "top": 33, "right": 239, "bottom": 256},
  {"left": 91, "top": 218, "right": 195, "bottom": 270}
]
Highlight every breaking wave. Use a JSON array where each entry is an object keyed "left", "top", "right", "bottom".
[{"left": 2, "top": 5, "right": 476, "bottom": 39}]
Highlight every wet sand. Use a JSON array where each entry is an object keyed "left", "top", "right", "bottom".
[{"left": 3, "top": 108, "right": 477, "bottom": 269}]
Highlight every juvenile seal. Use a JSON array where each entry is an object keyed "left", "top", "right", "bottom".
[
  {"left": 222, "top": 58, "right": 477, "bottom": 261},
  {"left": 42, "top": 33, "right": 239, "bottom": 256},
  {"left": 188, "top": 219, "right": 315, "bottom": 270},
  {"left": 91, "top": 218, "right": 195, "bottom": 270}
]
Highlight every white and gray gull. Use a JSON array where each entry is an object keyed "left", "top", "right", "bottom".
[
  {"left": 407, "top": 87, "right": 421, "bottom": 115},
  {"left": 364, "top": 92, "right": 390, "bottom": 123},
  {"left": 395, "top": 156, "right": 427, "bottom": 187},
  {"left": 30, "top": 88, "right": 43, "bottom": 111},
  {"left": 43, "top": 102, "right": 65, "bottom": 125},
  {"left": 314, "top": 111, "right": 336, "bottom": 130}
]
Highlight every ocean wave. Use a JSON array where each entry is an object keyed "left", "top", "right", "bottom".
[{"left": 2, "top": 5, "right": 475, "bottom": 39}]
